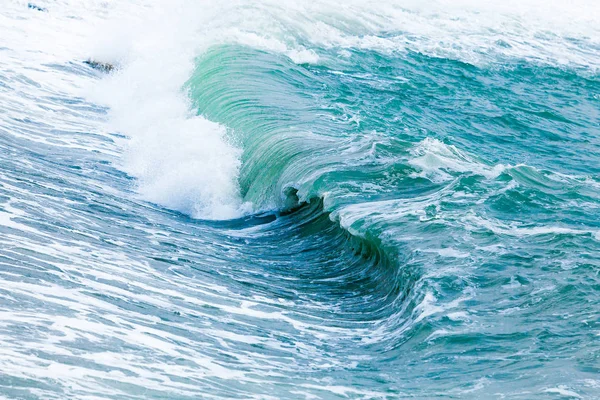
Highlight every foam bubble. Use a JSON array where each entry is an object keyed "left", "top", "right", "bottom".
[
  {"left": 409, "top": 138, "right": 507, "bottom": 182},
  {"left": 87, "top": 1, "right": 248, "bottom": 219},
  {"left": 543, "top": 386, "right": 582, "bottom": 399}
]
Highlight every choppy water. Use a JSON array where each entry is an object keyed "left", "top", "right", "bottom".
[{"left": 1, "top": 0, "right": 600, "bottom": 398}]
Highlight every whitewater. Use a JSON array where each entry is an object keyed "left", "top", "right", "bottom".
[{"left": 1, "top": 0, "right": 600, "bottom": 398}]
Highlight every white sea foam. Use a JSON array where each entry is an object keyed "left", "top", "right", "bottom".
[
  {"left": 299, "top": 0, "right": 600, "bottom": 69},
  {"left": 543, "top": 386, "right": 582, "bottom": 399},
  {"left": 87, "top": 2, "right": 249, "bottom": 219},
  {"left": 421, "top": 248, "right": 471, "bottom": 258},
  {"left": 409, "top": 138, "right": 507, "bottom": 182},
  {"left": 464, "top": 213, "right": 600, "bottom": 239}
]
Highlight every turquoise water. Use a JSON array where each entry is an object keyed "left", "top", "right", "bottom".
[{"left": 1, "top": 1, "right": 600, "bottom": 398}]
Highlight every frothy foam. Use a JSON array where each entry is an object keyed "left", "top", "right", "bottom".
[
  {"left": 409, "top": 138, "right": 507, "bottom": 182},
  {"left": 88, "top": 2, "right": 248, "bottom": 219}
]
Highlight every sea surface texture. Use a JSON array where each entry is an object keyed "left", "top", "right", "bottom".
[{"left": 1, "top": 0, "right": 600, "bottom": 398}]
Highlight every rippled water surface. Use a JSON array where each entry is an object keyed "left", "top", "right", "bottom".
[{"left": 1, "top": 0, "right": 600, "bottom": 398}]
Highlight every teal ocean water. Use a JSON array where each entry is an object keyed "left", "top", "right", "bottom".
[{"left": 1, "top": 1, "right": 600, "bottom": 398}]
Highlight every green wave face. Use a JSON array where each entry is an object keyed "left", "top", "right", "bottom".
[{"left": 185, "top": 42, "right": 600, "bottom": 394}]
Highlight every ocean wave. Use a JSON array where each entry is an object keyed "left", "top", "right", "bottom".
[
  {"left": 3, "top": 0, "right": 600, "bottom": 397},
  {"left": 85, "top": 0, "right": 600, "bottom": 221}
]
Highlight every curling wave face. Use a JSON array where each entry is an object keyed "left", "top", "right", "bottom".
[{"left": 1, "top": 0, "right": 600, "bottom": 398}]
